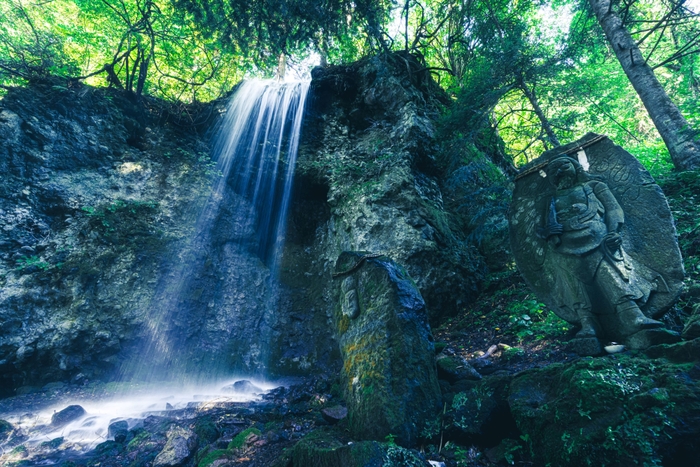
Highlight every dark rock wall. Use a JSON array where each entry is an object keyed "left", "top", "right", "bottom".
[{"left": 0, "top": 82, "right": 254, "bottom": 393}]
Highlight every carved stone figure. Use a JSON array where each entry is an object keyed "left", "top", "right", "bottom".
[
  {"left": 332, "top": 251, "right": 442, "bottom": 446},
  {"left": 541, "top": 156, "right": 664, "bottom": 337},
  {"left": 510, "top": 134, "right": 684, "bottom": 353}
]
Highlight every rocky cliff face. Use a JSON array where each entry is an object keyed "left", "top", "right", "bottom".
[
  {"left": 270, "top": 52, "right": 485, "bottom": 375},
  {"left": 0, "top": 82, "right": 226, "bottom": 394},
  {"left": 0, "top": 53, "right": 484, "bottom": 395},
  {"left": 289, "top": 52, "right": 483, "bottom": 320}
]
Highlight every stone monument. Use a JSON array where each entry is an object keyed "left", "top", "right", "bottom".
[
  {"left": 509, "top": 133, "right": 684, "bottom": 354},
  {"left": 332, "top": 251, "right": 442, "bottom": 446}
]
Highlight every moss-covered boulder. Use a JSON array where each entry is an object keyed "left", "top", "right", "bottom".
[
  {"left": 333, "top": 252, "right": 442, "bottom": 446},
  {"left": 291, "top": 430, "right": 386, "bottom": 467},
  {"left": 507, "top": 351, "right": 700, "bottom": 465}
]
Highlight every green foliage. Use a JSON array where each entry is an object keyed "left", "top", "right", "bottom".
[
  {"left": 15, "top": 255, "right": 50, "bottom": 271},
  {"left": 227, "top": 427, "right": 261, "bottom": 450},
  {"left": 383, "top": 445, "right": 426, "bottom": 467},
  {"left": 658, "top": 169, "right": 700, "bottom": 286},
  {"left": 505, "top": 297, "right": 570, "bottom": 343},
  {"left": 419, "top": 417, "right": 441, "bottom": 440},
  {"left": 0, "top": 0, "right": 696, "bottom": 178},
  {"left": 0, "top": 0, "right": 80, "bottom": 85},
  {"left": 451, "top": 386, "right": 495, "bottom": 431},
  {"left": 469, "top": 279, "right": 571, "bottom": 344},
  {"left": 510, "top": 355, "right": 697, "bottom": 466},
  {"left": 177, "top": 0, "right": 393, "bottom": 66},
  {"left": 451, "top": 391, "right": 469, "bottom": 411},
  {"left": 0, "top": 0, "right": 244, "bottom": 100}
]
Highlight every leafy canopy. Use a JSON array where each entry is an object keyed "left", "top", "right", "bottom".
[{"left": 2, "top": 0, "right": 700, "bottom": 174}]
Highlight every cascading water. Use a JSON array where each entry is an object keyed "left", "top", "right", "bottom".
[
  {"left": 2, "top": 80, "right": 311, "bottom": 454},
  {"left": 211, "top": 80, "right": 310, "bottom": 271}
]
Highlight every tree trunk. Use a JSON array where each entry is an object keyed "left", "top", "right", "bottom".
[
  {"left": 520, "top": 80, "right": 560, "bottom": 148},
  {"left": 589, "top": 0, "right": 700, "bottom": 171}
]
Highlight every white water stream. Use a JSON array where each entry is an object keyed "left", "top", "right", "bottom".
[
  {"left": 2, "top": 378, "right": 276, "bottom": 455},
  {"left": 210, "top": 79, "right": 310, "bottom": 269}
]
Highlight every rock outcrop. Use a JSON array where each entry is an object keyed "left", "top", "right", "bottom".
[
  {"left": 0, "top": 82, "right": 219, "bottom": 393},
  {"left": 290, "top": 52, "right": 484, "bottom": 328}
]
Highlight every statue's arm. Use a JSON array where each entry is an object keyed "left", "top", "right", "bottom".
[
  {"left": 592, "top": 181, "right": 624, "bottom": 251},
  {"left": 593, "top": 181, "right": 624, "bottom": 233},
  {"left": 539, "top": 196, "right": 563, "bottom": 245}
]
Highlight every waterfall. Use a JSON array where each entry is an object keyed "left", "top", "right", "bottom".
[
  {"left": 211, "top": 80, "right": 310, "bottom": 270},
  {"left": 117, "top": 79, "right": 310, "bottom": 386}
]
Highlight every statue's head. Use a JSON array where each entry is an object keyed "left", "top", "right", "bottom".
[{"left": 546, "top": 156, "right": 583, "bottom": 188}]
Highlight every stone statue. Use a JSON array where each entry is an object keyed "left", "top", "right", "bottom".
[
  {"left": 510, "top": 134, "right": 684, "bottom": 353},
  {"left": 540, "top": 156, "right": 663, "bottom": 338}
]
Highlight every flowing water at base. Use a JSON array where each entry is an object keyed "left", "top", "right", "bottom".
[{"left": 1, "top": 378, "right": 278, "bottom": 453}]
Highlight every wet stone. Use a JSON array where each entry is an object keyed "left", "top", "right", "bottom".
[
  {"left": 51, "top": 405, "right": 86, "bottom": 427},
  {"left": 221, "top": 380, "right": 263, "bottom": 394},
  {"left": 436, "top": 354, "right": 482, "bottom": 382},
  {"left": 152, "top": 426, "right": 197, "bottom": 467},
  {"left": 320, "top": 405, "right": 348, "bottom": 424},
  {"left": 682, "top": 304, "right": 700, "bottom": 340},
  {"left": 108, "top": 420, "right": 129, "bottom": 443},
  {"left": 626, "top": 328, "right": 681, "bottom": 350}
]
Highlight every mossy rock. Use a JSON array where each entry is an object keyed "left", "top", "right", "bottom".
[
  {"left": 291, "top": 430, "right": 386, "bottom": 467},
  {"left": 508, "top": 354, "right": 700, "bottom": 465},
  {"left": 92, "top": 440, "right": 124, "bottom": 457},
  {"left": 436, "top": 354, "right": 481, "bottom": 382},
  {"left": 40, "top": 437, "right": 64, "bottom": 449},
  {"left": 333, "top": 252, "right": 442, "bottom": 446},
  {"left": 644, "top": 336, "right": 700, "bottom": 362},
  {"left": 227, "top": 427, "right": 261, "bottom": 450},
  {"left": 197, "top": 448, "right": 229, "bottom": 467},
  {"left": 193, "top": 417, "right": 219, "bottom": 445}
]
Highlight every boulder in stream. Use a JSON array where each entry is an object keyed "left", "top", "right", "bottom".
[
  {"left": 221, "top": 380, "right": 263, "bottom": 394},
  {"left": 50, "top": 404, "right": 86, "bottom": 427},
  {"left": 152, "top": 425, "right": 197, "bottom": 467}
]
